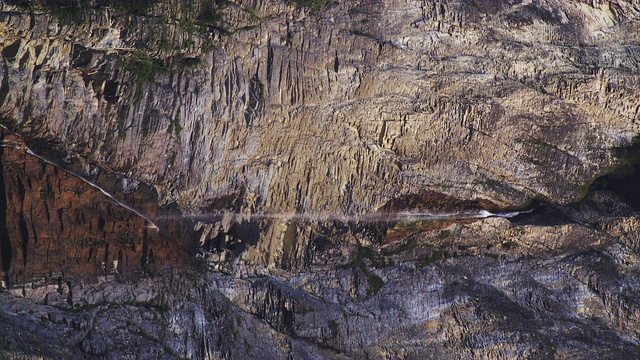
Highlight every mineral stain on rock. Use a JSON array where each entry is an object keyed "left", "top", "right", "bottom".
[
  {"left": 0, "top": 133, "right": 13, "bottom": 280},
  {"left": 0, "top": 131, "right": 189, "bottom": 288}
]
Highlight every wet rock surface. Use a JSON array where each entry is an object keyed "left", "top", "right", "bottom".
[
  {"left": 0, "top": 130, "right": 191, "bottom": 293},
  {"left": 0, "top": 0, "right": 639, "bottom": 359}
]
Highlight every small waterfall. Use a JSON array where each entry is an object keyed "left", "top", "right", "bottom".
[
  {"left": 177, "top": 206, "right": 542, "bottom": 224},
  {"left": 0, "top": 124, "right": 159, "bottom": 231}
]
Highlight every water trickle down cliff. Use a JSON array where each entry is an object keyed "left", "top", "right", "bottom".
[
  {"left": 1, "top": 0, "right": 639, "bottom": 274},
  {"left": 0, "top": 130, "right": 189, "bottom": 293}
]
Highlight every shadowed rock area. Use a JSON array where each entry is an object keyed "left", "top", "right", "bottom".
[{"left": 0, "top": 130, "right": 189, "bottom": 291}]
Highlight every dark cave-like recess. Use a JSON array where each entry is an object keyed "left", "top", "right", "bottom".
[{"left": 590, "top": 135, "right": 640, "bottom": 210}]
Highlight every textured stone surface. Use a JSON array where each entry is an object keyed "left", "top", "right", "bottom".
[
  {"left": 0, "top": 0, "right": 640, "bottom": 359},
  {"left": 0, "top": 130, "right": 187, "bottom": 292},
  {"left": 0, "top": 0, "right": 639, "bottom": 215}
]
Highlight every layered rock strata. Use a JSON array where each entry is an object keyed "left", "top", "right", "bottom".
[
  {"left": 0, "top": 130, "right": 187, "bottom": 292},
  {"left": 0, "top": 0, "right": 638, "bottom": 216},
  {"left": 0, "top": 0, "right": 639, "bottom": 359}
]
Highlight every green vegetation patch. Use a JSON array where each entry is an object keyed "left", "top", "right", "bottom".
[
  {"left": 167, "top": 118, "right": 182, "bottom": 136},
  {"left": 610, "top": 134, "right": 640, "bottom": 175},
  {"left": 346, "top": 245, "right": 377, "bottom": 269},
  {"left": 363, "top": 269, "right": 384, "bottom": 296},
  {"left": 126, "top": 52, "right": 165, "bottom": 85},
  {"left": 416, "top": 249, "right": 453, "bottom": 268},
  {"left": 6, "top": 0, "right": 160, "bottom": 18},
  {"left": 198, "top": 0, "right": 226, "bottom": 24},
  {"left": 383, "top": 237, "right": 418, "bottom": 255},
  {"left": 288, "top": 0, "right": 330, "bottom": 12},
  {"left": 97, "top": 0, "right": 159, "bottom": 16},
  {"left": 473, "top": 178, "right": 504, "bottom": 187},
  {"left": 41, "top": 0, "right": 92, "bottom": 25},
  {"left": 346, "top": 245, "right": 385, "bottom": 296},
  {"left": 328, "top": 320, "right": 340, "bottom": 337},
  {"left": 122, "top": 52, "right": 167, "bottom": 103}
]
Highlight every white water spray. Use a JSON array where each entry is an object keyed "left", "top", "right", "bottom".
[
  {"left": 174, "top": 205, "right": 539, "bottom": 225},
  {"left": 0, "top": 123, "right": 539, "bottom": 230}
]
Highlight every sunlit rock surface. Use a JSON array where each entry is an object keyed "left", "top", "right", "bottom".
[
  {"left": 1, "top": 0, "right": 639, "bottom": 214},
  {"left": 0, "top": 0, "right": 640, "bottom": 358}
]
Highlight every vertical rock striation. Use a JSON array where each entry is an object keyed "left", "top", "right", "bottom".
[
  {"left": 0, "top": 0, "right": 638, "bottom": 216},
  {"left": 0, "top": 130, "right": 187, "bottom": 295}
]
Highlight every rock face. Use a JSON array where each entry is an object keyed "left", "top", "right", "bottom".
[
  {"left": 0, "top": 130, "right": 187, "bottom": 294},
  {"left": 0, "top": 0, "right": 640, "bottom": 359},
  {"left": 1, "top": 0, "right": 639, "bottom": 214}
]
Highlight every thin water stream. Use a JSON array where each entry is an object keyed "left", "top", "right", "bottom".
[
  {"left": 0, "top": 124, "right": 159, "bottom": 230},
  {"left": 0, "top": 123, "right": 542, "bottom": 233}
]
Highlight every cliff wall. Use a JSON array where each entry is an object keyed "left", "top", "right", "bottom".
[
  {"left": 1, "top": 1, "right": 640, "bottom": 359},
  {"left": 1, "top": 0, "right": 638, "bottom": 217}
]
